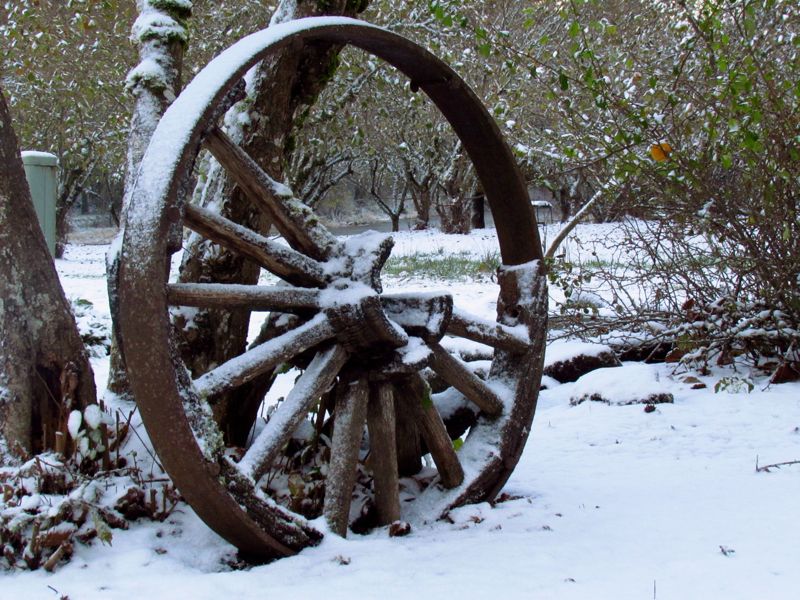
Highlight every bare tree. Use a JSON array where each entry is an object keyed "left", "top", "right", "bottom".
[
  {"left": 434, "top": 141, "right": 477, "bottom": 234},
  {"left": 0, "top": 87, "right": 96, "bottom": 462},
  {"left": 291, "top": 147, "right": 356, "bottom": 208},
  {"left": 358, "top": 157, "right": 409, "bottom": 232}
]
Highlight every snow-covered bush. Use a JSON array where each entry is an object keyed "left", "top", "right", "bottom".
[
  {"left": 559, "top": 1, "right": 798, "bottom": 332},
  {"left": 0, "top": 405, "right": 178, "bottom": 572},
  {"left": 470, "top": 0, "right": 800, "bottom": 369}
]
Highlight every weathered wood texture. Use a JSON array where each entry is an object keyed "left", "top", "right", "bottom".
[
  {"left": 380, "top": 293, "right": 453, "bottom": 342},
  {"left": 243, "top": 344, "right": 348, "bottom": 482},
  {"left": 203, "top": 128, "right": 338, "bottom": 261},
  {"left": 366, "top": 383, "right": 401, "bottom": 525},
  {"left": 324, "top": 378, "right": 369, "bottom": 536},
  {"left": 0, "top": 88, "right": 96, "bottom": 459},
  {"left": 407, "top": 375, "right": 464, "bottom": 489},
  {"left": 183, "top": 203, "right": 326, "bottom": 286},
  {"left": 325, "top": 294, "right": 407, "bottom": 352},
  {"left": 168, "top": 283, "right": 322, "bottom": 312},
  {"left": 219, "top": 313, "right": 283, "bottom": 447},
  {"left": 195, "top": 316, "right": 336, "bottom": 399},
  {"left": 391, "top": 381, "right": 423, "bottom": 477},
  {"left": 447, "top": 309, "right": 530, "bottom": 353},
  {"left": 448, "top": 263, "right": 548, "bottom": 509},
  {"left": 428, "top": 342, "right": 503, "bottom": 417}
]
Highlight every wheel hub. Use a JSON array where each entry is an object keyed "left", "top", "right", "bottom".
[
  {"left": 323, "top": 289, "right": 406, "bottom": 353},
  {"left": 321, "top": 281, "right": 456, "bottom": 378}
]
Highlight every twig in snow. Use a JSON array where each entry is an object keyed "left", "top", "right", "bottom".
[
  {"left": 43, "top": 542, "right": 71, "bottom": 572},
  {"left": 756, "top": 458, "right": 800, "bottom": 473},
  {"left": 126, "top": 418, "right": 163, "bottom": 472}
]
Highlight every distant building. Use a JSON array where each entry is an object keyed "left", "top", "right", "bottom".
[
  {"left": 528, "top": 185, "right": 555, "bottom": 223},
  {"left": 531, "top": 200, "right": 554, "bottom": 224}
]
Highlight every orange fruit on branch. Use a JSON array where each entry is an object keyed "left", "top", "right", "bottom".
[{"left": 649, "top": 142, "right": 673, "bottom": 162}]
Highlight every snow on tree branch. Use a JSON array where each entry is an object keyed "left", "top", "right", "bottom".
[{"left": 125, "top": 1, "right": 192, "bottom": 100}]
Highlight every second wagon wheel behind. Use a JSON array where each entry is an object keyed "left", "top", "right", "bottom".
[{"left": 119, "top": 17, "right": 547, "bottom": 561}]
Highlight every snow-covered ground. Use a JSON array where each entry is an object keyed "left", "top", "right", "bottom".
[{"left": 5, "top": 225, "right": 800, "bottom": 599}]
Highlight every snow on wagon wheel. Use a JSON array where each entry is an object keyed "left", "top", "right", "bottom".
[{"left": 119, "top": 18, "right": 547, "bottom": 561}]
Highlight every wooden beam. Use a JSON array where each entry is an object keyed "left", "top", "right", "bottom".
[
  {"left": 407, "top": 375, "right": 464, "bottom": 489},
  {"left": 380, "top": 293, "right": 453, "bottom": 342},
  {"left": 194, "top": 315, "right": 335, "bottom": 399},
  {"left": 239, "top": 345, "right": 349, "bottom": 482},
  {"left": 428, "top": 342, "right": 504, "bottom": 417},
  {"left": 447, "top": 308, "right": 531, "bottom": 354},
  {"left": 168, "top": 283, "right": 322, "bottom": 312},
  {"left": 203, "top": 127, "right": 339, "bottom": 261},
  {"left": 367, "top": 383, "right": 401, "bottom": 525},
  {"left": 323, "top": 378, "right": 369, "bottom": 537},
  {"left": 184, "top": 203, "right": 326, "bottom": 286}
]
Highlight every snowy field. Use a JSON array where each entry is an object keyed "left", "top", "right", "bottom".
[{"left": 5, "top": 224, "right": 800, "bottom": 599}]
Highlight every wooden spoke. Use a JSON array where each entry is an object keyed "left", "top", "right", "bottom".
[
  {"left": 323, "top": 378, "right": 369, "bottom": 537},
  {"left": 406, "top": 375, "right": 464, "bottom": 489},
  {"left": 427, "top": 341, "right": 504, "bottom": 417},
  {"left": 447, "top": 308, "right": 531, "bottom": 354},
  {"left": 380, "top": 293, "right": 453, "bottom": 342},
  {"left": 203, "top": 127, "right": 339, "bottom": 261},
  {"left": 419, "top": 403, "right": 465, "bottom": 489},
  {"left": 184, "top": 203, "right": 326, "bottom": 287},
  {"left": 366, "top": 383, "right": 401, "bottom": 525},
  {"left": 168, "top": 283, "right": 321, "bottom": 312},
  {"left": 194, "top": 314, "right": 335, "bottom": 399},
  {"left": 391, "top": 383, "right": 424, "bottom": 477},
  {"left": 239, "top": 345, "right": 349, "bottom": 483},
  {"left": 313, "top": 388, "right": 335, "bottom": 443}
]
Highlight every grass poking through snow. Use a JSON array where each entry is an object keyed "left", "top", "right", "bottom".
[{"left": 383, "top": 249, "right": 501, "bottom": 281}]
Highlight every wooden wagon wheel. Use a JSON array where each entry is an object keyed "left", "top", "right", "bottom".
[{"left": 119, "top": 17, "right": 547, "bottom": 561}]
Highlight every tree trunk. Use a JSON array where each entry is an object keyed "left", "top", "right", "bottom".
[
  {"left": 106, "top": 0, "right": 190, "bottom": 398},
  {"left": 470, "top": 193, "right": 485, "bottom": 229},
  {"left": 176, "top": 0, "right": 369, "bottom": 445},
  {"left": 54, "top": 196, "right": 71, "bottom": 259},
  {"left": 390, "top": 213, "right": 400, "bottom": 232},
  {"left": 407, "top": 172, "right": 433, "bottom": 230},
  {"left": 436, "top": 148, "right": 475, "bottom": 234},
  {"left": 54, "top": 164, "right": 96, "bottom": 259},
  {"left": 436, "top": 197, "right": 472, "bottom": 234},
  {"left": 558, "top": 187, "right": 571, "bottom": 223},
  {"left": 0, "top": 88, "right": 96, "bottom": 463}
]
